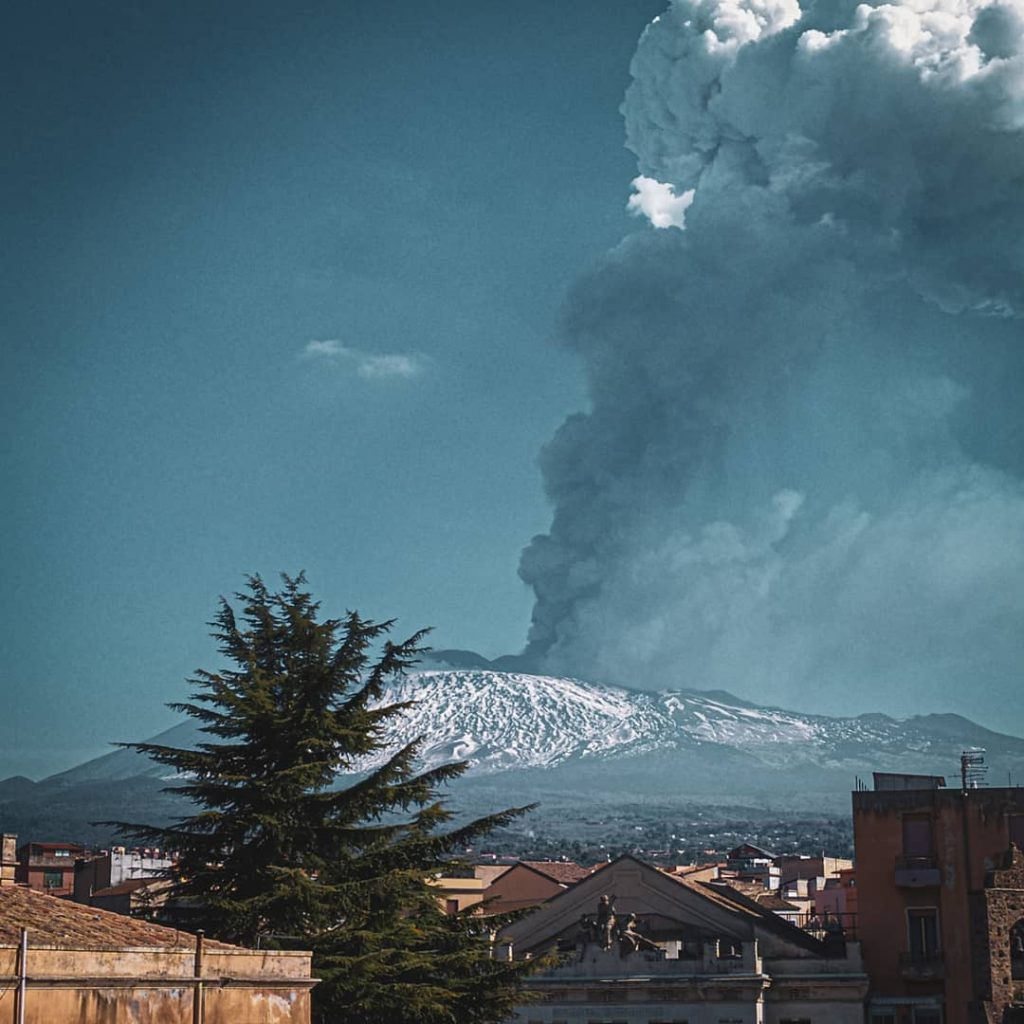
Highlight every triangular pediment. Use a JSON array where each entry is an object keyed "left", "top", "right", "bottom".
[{"left": 498, "top": 855, "right": 759, "bottom": 955}]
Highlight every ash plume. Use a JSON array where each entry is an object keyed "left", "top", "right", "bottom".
[{"left": 518, "top": 0, "right": 1024, "bottom": 724}]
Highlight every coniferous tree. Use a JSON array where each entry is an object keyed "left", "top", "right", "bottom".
[{"left": 114, "top": 573, "right": 536, "bottom": 1024}]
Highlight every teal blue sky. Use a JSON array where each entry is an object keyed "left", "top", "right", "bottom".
[{"left": 1, "top": 0, "right": 665, "bottom": 778}]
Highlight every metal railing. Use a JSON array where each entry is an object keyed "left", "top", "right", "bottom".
[
  {"left": 895, "top": 854, "right": 937, "bottom": 869},
  {"left": 899, "top": 950, "right": 945, "bottom": 978},
  {"left": 792, "top": 912, "right": 858, "bottom": 940}
]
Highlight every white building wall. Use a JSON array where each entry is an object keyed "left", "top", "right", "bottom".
[
  {"left": 763, "top": 1001, "right": 864, "bottom": 1024},
  {"left": 512, "top": 1003, "right": 759, "bottom": 1024},
  {"left": 109, "top": 848, "right": 172, "bottom": 886}
]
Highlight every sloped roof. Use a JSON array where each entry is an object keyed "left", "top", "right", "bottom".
[
  {"left": 92, "top": 877, "right": 172, "bottom": 898},
  {"left": 501, "top": 855, "right": 828, "bottom": 957},
  {"left": 727, "top": 842, "right": 777, "bottom": 860},
  {"left": 664, "top": 862, "right": 724, "bottom": 876},
  {"left": 752, "top": 891, "right": 802, "bottom": 912},
  {"left": 520, "top": 860, "right": 592, "bottom": 885},
  {"left": 19, "top": 841, "right": 86, "bottom": 851},
  {"left": 690, "top": 878, "right": 822, "bottom": 952},
  {"left": 716, "top": 879, "right": 798, "bottom": 912},
  {"left": 0, "top": 885, "right": 238, "bottom": 950},
  {"left": 709, "top": 877, "right": 762, "bottom": 897}
]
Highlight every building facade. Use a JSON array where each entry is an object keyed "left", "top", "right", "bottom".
[
  {"left": 73, "top": 846, "right": 174, "bottom": 906},
  {"left": 853, "top": 772, "right": 1024, "bottom": 1024},
  {"left": 499, "top": 855, "right": 868, "bottom": 1024},
  {"left": 484, "top": 861, "right": 594, "bottom": 914},
  {"left": 0, "top": 883, "right": 315, "bottom": 1023},
  {"left": 15, "top": 840, "right": 85, "bottom": 897}
]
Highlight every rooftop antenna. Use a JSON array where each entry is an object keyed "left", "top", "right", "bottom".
[{"left": 961, "top": 748, "right": 988, "bottom": 791}]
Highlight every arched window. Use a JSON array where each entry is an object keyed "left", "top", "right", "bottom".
[{"left": 1010, "top": 919, "right": 1024, "bottom": 980}]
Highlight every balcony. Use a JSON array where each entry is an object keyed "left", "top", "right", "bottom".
[
  {"left": 895, "top": 855, "right": 941, "bottom": 887},
  {"left": 899, "top": 951, "right": 945, "bottom": 981},
  {"left": 793, "top": 912, "right": 858, "bottom": 941}
]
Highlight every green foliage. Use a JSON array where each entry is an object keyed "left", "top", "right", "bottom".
[
  {"left": 114, "top": 573, "right": 535, "bottom": 1023},
  {"left": 313, "top": 876, "right": 536, "bottom": 1024}
]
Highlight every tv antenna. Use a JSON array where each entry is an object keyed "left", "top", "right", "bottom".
[{"left": 961, "top": 748, "right": 988, "bottom": 791}]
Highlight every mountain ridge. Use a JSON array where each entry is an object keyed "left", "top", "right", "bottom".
[{"left": 2, "top": 668, "right": 1021, "bottom": 842}]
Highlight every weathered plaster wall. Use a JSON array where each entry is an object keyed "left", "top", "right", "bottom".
[{"left": 0, "top": 944, "right": 314, "bottom": 1023}]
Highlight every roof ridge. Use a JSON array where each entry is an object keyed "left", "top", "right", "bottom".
[{"left": 0, "top": 885, "right": 241, "bottom": 951}]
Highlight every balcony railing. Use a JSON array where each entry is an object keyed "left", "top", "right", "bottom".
[
  {"left": 899, "top": 951, "right": 945, "bottom": 980},
  {"left": 29, "top": 856, "right": 79, "bottom": 868},
  {"left": 793, "top": 912, "right": 858, "bottom": 940},
  {"left": 895, "top": 855, "right": 941, "bottom": 887}
]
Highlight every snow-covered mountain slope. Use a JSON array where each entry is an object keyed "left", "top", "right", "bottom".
[
  {"left": 359, "top": 671, "right": 1022, "bottom": 780},
  {"left": 20, "top": 670, "right": 1023, "bottom": 793},
  {"left": 364, "top": 672, "right": 674, "bottom": 772}
]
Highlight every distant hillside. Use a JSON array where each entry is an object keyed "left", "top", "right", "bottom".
[{"left": 3, "top": 669, "right": 1021, "bottom": 843}]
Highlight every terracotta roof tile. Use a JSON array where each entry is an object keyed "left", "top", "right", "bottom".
[
  {"left": 0, "top": 886, "right": 240, "bottom": 950},
  {"left": 753, "top": 892, "right": 801, "bottom": 912},
  {"left": 520, "top": 861, "right": 593, "bottom": 884},
  {"left": 92, "top": 877, "right": 171, "bottom": 898}
]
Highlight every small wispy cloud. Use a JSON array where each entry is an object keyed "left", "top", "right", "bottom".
[
  {"left": 627, "top": 176, "right": 694, "bottom": 230},
  {"left": 301, "top": 339, "right": 427, "bottom": 380},
  {"left": 355, "top": 353, "right": 422, "bottom": 380},
  {"left": 304, "top": 339, "right": 345, "bottom": 359}
]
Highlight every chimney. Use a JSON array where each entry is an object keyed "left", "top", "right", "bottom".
[{"left": 1, "top": 834, "right": 18, "bottom": 886}]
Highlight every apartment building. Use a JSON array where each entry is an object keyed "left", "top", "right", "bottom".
[
  {"left": 853, "top": 770, "right": 1024, "bottom": 1024},
  {"left": 14, "top": 839, "right": 85, "bottom": 897},
  {"left": 73, "top": 844, "right": 173, "bottom": 905}
]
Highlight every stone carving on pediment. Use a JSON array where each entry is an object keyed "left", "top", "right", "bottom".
[
  {"left": 575, "top": 895, "right": 661, "bottom": 959},
  {"left": 576, "top": 893, "right": 617, "bottom": 952},
  {"left": 617, "top": 912, "right": 660, "bottom": 957}
]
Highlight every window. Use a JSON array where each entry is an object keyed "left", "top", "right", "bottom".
[
  {"left": 912, "top": 1010, "right": 942, "bottom": 1024},
  {"left": 902, "top": 815, "right": 934, "bottom": 857},
  {"left": 445, "top": 899, "right": 459, "bottom": 915},
  {"left": 1010, "top": 815, "right": 1024, "bottom": 851},
  {"left": 1011, "top": 919, "right": 1024, "bottom": 979},
  {"left": 908, "top": 909, "right": 940, "bottom": 958},
  {"left": 53, "top": 849, "right": 70, "bottom": 857},
  {"left": 42, "top": 870, "right": 63, "bottom": 889},
  {"left": 871, "top": 1015, "right": 896, "bottom": 1024}
]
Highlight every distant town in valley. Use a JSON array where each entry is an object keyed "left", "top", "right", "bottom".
[
  {"left": 469, "top": 803, "right": 856, "bottom": 866},
  {"left": 6, "top": 759, "right": 1024, "bottom": 1022}
]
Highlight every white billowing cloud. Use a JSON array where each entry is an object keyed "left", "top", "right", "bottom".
[
  {"left": 518, "top": 0, "right": 1024, "bottom": 727},
  {"left": 302, "top": 339, "right": 426, "bottom": 380},
  {"left": 627, "top": 176, "right": 695, "bottom": 229}
]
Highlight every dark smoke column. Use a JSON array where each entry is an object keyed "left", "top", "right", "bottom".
[{"left": 516, "top": 0, "right": 1024, "bottom": 727}]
